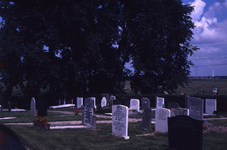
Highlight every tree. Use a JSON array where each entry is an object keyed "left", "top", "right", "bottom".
[
  {"left": 0, "top": 0, "right": 198, "bottom": 106},
  {"left": 117, "top": 0, "right": 198, "bottom": 94}
]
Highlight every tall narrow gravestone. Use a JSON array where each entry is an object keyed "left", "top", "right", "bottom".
[
  {"left": 187, "top": 96, "right": 204, "bottom": 120},
  {"left": 83, "top": 98, "right": 96, "bottom": 128},
  {"left": 141, "top": 97, "right": 150, "bottom": 110},
  {"left": 141, "top": 108, "right": 153, "bottom": 130},
  {"left": 130, "top": 99, "right": 140, "bottom": 112},
  {"left": 205, "top": 99, "right": 217, "bottom": 115},
  {"left": 7, "top": 101, "right": 11, "bottom": 112},
  {"left": 168, "top": 115, "right": 203, "bottom": 150},
  {"left": 37, "top": 98, "right": 47, "bottom": 117},
  {"left": 30, "top": 97, "right": 36, "bottom": 117},
  {"left": 90, "top": 97, "right": 97, "bottom": 109},
  {"left": 112, "top": 105, "right": 129, "bottom": 139},
  {"left": 156, "top": 96, "right": 165, "bottom": 109},
  {"left": 155, "top": 108, "right": 170, "bottom": 133},
  {"left": 101, "top": 97, "right": 107, "bottom": 108},
  {"left": 77, "top": 97, "right": 83, "bottom": 108}
]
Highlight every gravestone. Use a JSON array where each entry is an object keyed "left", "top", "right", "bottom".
[
  {"left": 205, "top": 99, "right": 217, "bottom": 115},
  {"left": 141, "top": 97, "right": 150, "bottom": 110},
  {"left": 30, "top": 97, "right": 36, "bottom": 117},
  {"left": 77, "top": 97, "right": 83, "bottom": 108},
  {"left": 7, "top": 101, "right": 11, "bottom": 112},
  {"left": 168, "top": 115, "right": 203, "bottom": 150},
  {"left": 83, "top": 98, "right": 96, "bottom": 128},
  {"left": 156, "top": 96, "right": 165, "bottom": 108},
  {"left": 89, "top": 97, "right": 97, "bottom": 109},
  {"left": 37, "top": 98, "right": 47, "bottom": 116},
  {"left": 110, "top": 95, "right": 117, "bottom": 105},
  {"left": 112, "top": 105, "right": 129, "bottom": 139},
  {"left": 186, "top": 96, "right": 204, "bottom": 120},
  {"left": 170, "top": 108, "right": 189, "bottom": 117},
  {"left": 141, "top": 108, "right": 153, "bottom": 130},
  {"left": 101, "top": 97, "right": 107, "bottom": 108},
  {"left": 155, "top": 108, "right": 170, "bottom": 133},
  {"left": 101, "top": 93, "right": 109, "bottom": 105},
  {"left": 167, "top": 102, "right": 179, "bottom": 109},
  {"left": 130, "top": 99, "right": 140, "bottom": 112}
]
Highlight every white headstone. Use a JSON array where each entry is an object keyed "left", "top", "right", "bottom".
[
  {"left": 205, "top": 99, "right": 217, "bottom": 115},
  {"left": 170, "top": 108, "right": 189, "bottom": 117},
  {"left": 112, "top": 105, "right": 130, "bottom": 139},
  {"left": 130, "top": 99, "right": 140, "bottom": 112},
  {"left": 155, "top": 108, "right": 170, "bottom": 133},
  {"left": 101, "top": 97, "right": 107, "bottom": 108},
  {"left": 77, "top": 97, "right": 83, "bottom": 108},
  {"left": 30, "top": 97, "right": 36, "bottom": 117},
  {"left": 156, "top": 96, "right": 165, "bottom": 108}
]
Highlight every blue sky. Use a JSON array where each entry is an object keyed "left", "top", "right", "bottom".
[{"left": 183, "top": 0, "right": 227, "bottom": 76}]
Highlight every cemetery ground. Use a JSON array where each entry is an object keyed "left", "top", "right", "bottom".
[{"left": 0, "top": 108, "right": 227, "bottom": 150}]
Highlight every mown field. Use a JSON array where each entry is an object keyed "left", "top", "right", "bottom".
[{"left": 124, "top": 79, "right": 227, "bottom": 95}]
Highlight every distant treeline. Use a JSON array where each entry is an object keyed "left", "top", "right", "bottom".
[{"left": 189, "top": 76, "right": 227, "bottom": 79}]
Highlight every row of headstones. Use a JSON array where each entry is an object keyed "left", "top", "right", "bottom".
[
  {"left": 129, "top": 96, "right": 217, "bottom": 116},
  {"left": 113, "top": 103, "right": 204, "bottom": 149},
  {"left": 77, "top": 95, "right": 117, "bottom": 109}
]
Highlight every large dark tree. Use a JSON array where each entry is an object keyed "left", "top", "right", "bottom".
[
  {"left": 0, "top": 0, "right": 197, "bottom": 105},
  {"left": 118, "top": 0, "right": 198, "bottom": 94}
]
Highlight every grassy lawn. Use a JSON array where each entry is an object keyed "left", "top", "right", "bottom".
[{"left": 1, "top": 109, "right": 227, "bottom": 150}]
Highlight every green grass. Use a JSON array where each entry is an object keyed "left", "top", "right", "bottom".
[
  {"left": 124, "top": 79, "right": 227, "bottom": 95},
  {"left": 1, "top": 109, "right": 227, "bottom": 150}
]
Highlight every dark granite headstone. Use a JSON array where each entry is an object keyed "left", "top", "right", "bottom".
[
  {"left": 141, "top": 97, "right": 150, "bottom": 110},
  {"left": 168, "top": 115, "right": 203, "bottom": 150},
  {"left": 83, "top": 98, "right": 96, "bottom": 128},
  {"left": 37, "top": 98, "right": 47, "bottom": 116},
  {"left": 167, "top": 102, "right": 179, "bottom": 109},
  {"left": 7, "top": 101, "right": 11, "bottom": 112},
  {"left": 186, "top": 96, "right": 204, "bottom": 120},
  {"left": 141, "top": 108, "right": 153, "bottom": 130}
]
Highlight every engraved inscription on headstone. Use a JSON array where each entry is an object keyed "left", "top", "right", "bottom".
[
  {"left": 168, "top": 115, "right": 203, "bottom": 150},
  {"left": 112, "top": 105, "right": 129, "bottom": 139},
  {"left": 155, "top": 108, "right": 170, "bottom": 133},
  {"left": 83, "top": 98, "right": 95, "bottom": 127}
]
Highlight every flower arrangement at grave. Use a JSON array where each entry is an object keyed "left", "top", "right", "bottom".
[
  {"left": 34, "top": 116, "right": 50, "bottom": 129},
  {"left": 75, "top": 109, "right": 82, "bottom": 115}
]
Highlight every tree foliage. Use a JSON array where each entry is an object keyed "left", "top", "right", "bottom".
[{"left": 0, "top": 0, "right": 197, "bottom": 104}]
